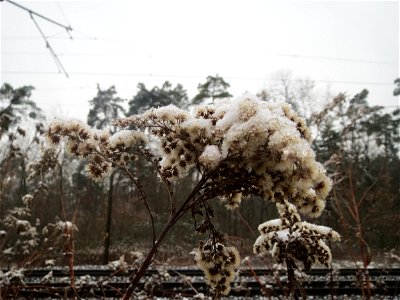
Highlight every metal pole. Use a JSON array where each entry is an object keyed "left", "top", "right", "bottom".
[{"left": 5, "top": 0, "right": 72, "bottom": 32}]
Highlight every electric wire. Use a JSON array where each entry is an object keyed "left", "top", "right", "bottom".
[
  {"left": 4, "top": 0, "right": 73, "bottom": 77},
  {"left": 272, "top": 53, "right": 398, "bottom": 66},
  {"left": 55, "top": 2, "right": 73, "bottom": 39},
  {"left": 2, "top": 48, "right": 398, "bottom": 66},
  {"left": 5, "top": 0, "right": 72, "bottom": 32},
  {"left": 56, "top": 2, "right": 70, "bottom": 27},
  {"left": 1, "top": 70, "right": 395, "bottom": 87},
  {"left": 29, "top": 13, "right": 69, "bottom": 78}
]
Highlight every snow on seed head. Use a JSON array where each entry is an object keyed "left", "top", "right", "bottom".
[
  {"left": 199, "top": 145, "right": 222, "bottom": 169},
  {"left": 153, "top": 105, "right": 189, "bottom": 123},
  {"left": 109, "top": 130, "right": 147, "bottom": 148}
]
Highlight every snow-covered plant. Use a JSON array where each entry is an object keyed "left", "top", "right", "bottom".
[
  {"left": 108, "top": 254, "right": 128, "bottom": 270},
  {"left": 0, "top": 145, "right": 76, "bottom": 270},
  {"left": 193, "top": 239, "right": 240, "bottom": 296},
  {"left": 254, "top": 200, "right": 340, "bottom": 269},
  {"left": 26, "top": 147, "right": 59, "bottom": 180},
  {"left": 41, "top": 219, "right": 77, "bottom": 260},
  {"left": 0, "top": 268, "right": 25, "bottom": 287},
  {"left": 0, "top": 267, "right": 26, "bottom": 300},
  {"left": 42, "top": 218, "right": 78, "bottom": 290},
  {"left": 42, "top": 219, "right": 78, "bottom": 256},
  {"left": 46, "top": 93, "right": 339, "bottom": 298},
  {"left": 0, "top": 186, "right": 62, "bottom": 268},
  {"left": 1, "top": 194, "right": 40, "bottom": 265}
]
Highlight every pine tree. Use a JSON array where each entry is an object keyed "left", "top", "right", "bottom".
[
  {"left": 87, "top": 84, "right": 126, "bottom": 264},
  {"left": 87, "top": 85, "right": 125, "bottom": 132},
  {"left": 192, "top": 74, "right": 232, "bottom": 105},
  {"left": 128, "top": 81, "right": 188, "bottom": 116}
]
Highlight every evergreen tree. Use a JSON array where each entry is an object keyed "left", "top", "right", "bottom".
[
  {"left": 128, "top": 81, "right": 188, "bottom": 116},
  {"left": 0, "top": 83, "right": 44, "bottom": 205},
  {"left": 394, "top": 78, "right": 400, "bottom": 96},
  {"left": 192, "top": 74, "right": 232, "bottom": 105},
  {"left": 0, "top": 83, "right": 41, "bottom": 140},
  {"left": 313, "top": 90, "right": 400, "bottom": 257},
  {"left": 87, "top": 85, "right": 125, "bottom": 132},
  {"left": 87, "top": 85, "right": 126, "bottom": 264}
]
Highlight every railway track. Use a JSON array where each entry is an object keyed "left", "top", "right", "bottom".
[{"left": 2, "top": 267, "right": 399, "bottom": 298}]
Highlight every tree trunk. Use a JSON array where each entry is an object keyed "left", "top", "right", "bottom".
[
  {"left": 20, "top": 156, "right": 27, "bottom": 198},
  {"left": 103, "top": 171, "right": 115, "bottom": 264}
]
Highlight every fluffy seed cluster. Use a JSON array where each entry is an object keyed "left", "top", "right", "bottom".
[
  {"left": 253, "top": 200, "right": 340, "bottom": 269},
  {"left": 117, "top": 93, "right": 330, "bottom": 215},
  {"left": 193, "top": 240, "right": 240, "bottom": 296},
  {"left": 46, "top": 119, "right": 147, "bottom": 179},
  {"left": 27, "top": 148, "right": 59, "bottom": 180}
]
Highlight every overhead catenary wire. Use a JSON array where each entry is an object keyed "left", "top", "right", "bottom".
[
  {"left": 55, "top": 2, "right": 73, "bottom": 39},
  {"left": 46, "top": 30, "right": 70, "bottom": 38},
  {"left": 55, "top": 2, "right": 71, "bottom": 28},
  {"left": 5, "top": 0, "right": 72, "bottom": 32},
  {"left": 271, "top": 53, "right": 399, "bottom": 66},
  {"left": 31, "top": 85, "right": 96, "bottom": 91},
  {"left": 2, "top": 48, "right": 398, "bottom": 66},
  {"left": 4, "top": 0, "right": 73, "bottom": 78},
  {"left": 2, "top": 36, "right": 95, "bottom": 40},
  {"left": 29, "top": 13, "right": 69, "bottom": 78},
  {"left": 2, "top": 70, "right": 396, "bottom": 87}
]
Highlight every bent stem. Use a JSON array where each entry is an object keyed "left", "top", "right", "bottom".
[{"left": 122, "top": 164, "right": 221, "bottom": 299}]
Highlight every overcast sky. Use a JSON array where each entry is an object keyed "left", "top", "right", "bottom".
[{"left": 1, "top": 0, "right": 399, "bottom": 121}]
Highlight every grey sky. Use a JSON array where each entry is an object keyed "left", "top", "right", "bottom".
[{"left": 1, "top": 0, "right": 399, "bottom": 121}]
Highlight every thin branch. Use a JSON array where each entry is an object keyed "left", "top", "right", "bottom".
[
  {"left": 92, "top": 146, "right": 157, "bottom": 246},
  {"left": 136, "top": 148, "right": 175, "bottom": 215},
  {"left": 236, "top": 209, "right": 257, "bottom": 237},
  {"left": 122, "top": 160, "right": 228, "bottom": 299},
  {"left": 245, "top": 260, "right": 272, "bottom": 298},
  {"left": 122, "top": 166, "right": 156, "bottom": 246},
  {"left": 357, "top": 163, "right": 385, "bottom": 208}
]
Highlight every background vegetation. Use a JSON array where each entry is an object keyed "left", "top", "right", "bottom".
[{"left": 0, "top": 74, "right": 399, "bottom": 269}]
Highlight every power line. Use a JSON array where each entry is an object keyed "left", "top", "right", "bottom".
[
  {"left": 55, "top": 2, "right": 71, "bottom": 30},
  {"left": 2, "top": 70, "right": 396, "bottom": 86},
  {"left": 33, "top": 85, "right": 96, "bottom": 91},
  {"left": 29, "top": 13, "right": 69, "bottom": 77},
  {"left": 0, "top": 36, "right": 123, "bottom": 41},
  {"left": 1, "top": 28, "right": 98, "bottom": 40},
  {"left": 72, "top": 30, "right": 98, "bottom": 40},
  {"left": 3, "top": 51, "right": 147, "bottom": 57},
  {"left": 2, "top": 48, "right": 398, "bottom": 66},
  {"left": 5, "top": 0, "right": 72, "bottom": 32},
  {"left": 2, "top": 36, "right": 94, "bottom": 40},
  {"left": 47, "top": 30, "right": 71, "bottom": 38},
  {"left": 272, "top": 53, "right": 398, "bottom": 66},
  {"left": 4, "top": 0, "right": 72, "bottom": 77}
]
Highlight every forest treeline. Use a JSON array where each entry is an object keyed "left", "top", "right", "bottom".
[{"left": 0, "top": 74, "right": 399, "bottom": 268}]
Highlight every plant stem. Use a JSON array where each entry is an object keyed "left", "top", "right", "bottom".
[{"left": 122, "top": 167, "right": 216, "bottom": 299}]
